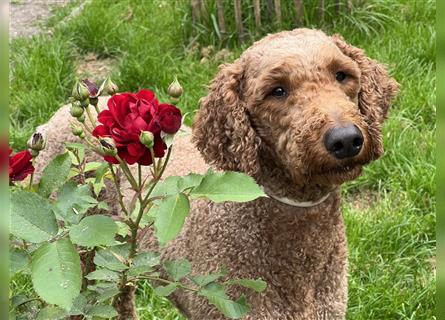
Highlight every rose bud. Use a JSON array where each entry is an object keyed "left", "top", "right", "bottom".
[
  {"left": 102, "top": 76, "right": 118, "bottom": 95},
  {"left": 155, "top": 104, "right": 182, "bottom": 134},
  {"left": 72, "top": 80, "right": 90, "bottom": 101},
  {"left": 99, "top": 137, "right": 117, "bottom": 156},
  {"left": 27, "top": 132, "right": 45, "bottom": 152},
  {"left": 77, "top": 114, "right": 86, "bottom": 123},
  {"left": 167, "top": 77, "right": 183, "bottom": 99},
  {"left": 81, "top": 79, "right": 99, "bottom": 98},
  {"left": 71, "top": 126, "right": 84, "bottom": 137},
  {"left": 80, "top": 99, "right": 90, "bottom": 108},
  {"left": 70, "top": 102, "right": 84, "bottom": 118},
  {"left": 140, "top": 131, "right": 154, "bottom": 149}
]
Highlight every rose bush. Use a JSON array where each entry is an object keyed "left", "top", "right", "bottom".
[{"left": 92, "top": 89, "right": 181, "bottom": 165}]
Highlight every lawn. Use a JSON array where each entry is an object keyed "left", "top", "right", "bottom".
[{"left": 9, "top": 0, "right": 435, "bottom": 319}]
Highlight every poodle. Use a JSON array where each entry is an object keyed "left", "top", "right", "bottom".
[{"left": 34, "top": 28, "right": 398, "bottom": 319}]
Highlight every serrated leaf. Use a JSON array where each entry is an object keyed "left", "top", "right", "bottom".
[
  {"left": 127, "top": 265, "right": 154, "bottom": 277},
  {"left": 190, "top": 171, "right": 265, "bottom": 203},
  {"left": 164, "top": 259, "right": 191, "bottom": 281},
  {"left": 227, "top": 279, "right": 267, "bottom": 292},
  {"left": 85, "top": 268, "right": 120, "bottom": 281},
  {"left": 150, "top": 176, "right": 182, "bottom": 198},
  {"left": 87, "top": 282, "right": 118, "bottom": 293},
  {"left": 36, "top": 305, "right": 67, "bottom": 320},
  {"left": 55, "top": 181, "right": 98, "bottom": 224},
  {"left": 178, "top": 173, "right": 204, "bottom": 191},
  {"left": 97, "top": 288, "right": 120, "bottom": 302},
  {"left": 154, "top": 283, "right": 177, "bottom": 297},
  {"left": 10, "top": 190, "right": 58, "bottom": 243},
  {"left": 86, "top": 305, "right": 118, "bottom": 318},
  {"left": 84, "top": 162, "right": 103, "bottom": 172},
  {"left": 39, "top": 153, "right": 72, "bottom": 198},
  {"left": 10, "top": 248, "right": 30, "bottom": 274},
  {"left": 199, "top": 283, "right": 250, "bottom": 319},
  {"left": 31, "top": 239, "right": 81, "bottom": 310},
  {"left": 94, "top": 248, "right": 128, "bottom": 272},
  {"left": 69, "top": 215, "right": 117, "bottom": 247},
  {"left": 133, "top": 252, "right": 160, "bottom": 267},
  {"left": 190, "top": 271, "right": 226, "bottom": 287},
  {"left": 153, "top": 193, "right": 190, "bottom": 245},
  {"left": 69, "top": 294, "right": 87, "bottom": 316}
]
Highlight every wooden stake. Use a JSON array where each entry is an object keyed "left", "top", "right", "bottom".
[
  {"left": 294, "top": 0, "right": 303, "bottom": 26},
  {"left": 234, "top": 0, "right": 245, "bottom": 42},
  {"left": 253, "top": 0, "right": 261, "bottom": 29},
  {"left": 216, "top": 0, "right": 226, "bottom": 37},
  {"left": 274, "top": 0, "right": 282, "bottom": 25}
]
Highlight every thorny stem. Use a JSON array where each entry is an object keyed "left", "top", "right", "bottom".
[
  {"left": 142, "top": 147, "right": 172, "bottom": 207},
  {"left": 28, "top": 159, "right": 35, "bottom": 190},
  {"left": 85, "top": 105, "right": 97, "bottom": 127},
  {"left": 108, "top": 164, "right": 131, "bottom": 218},
  {"left": 135, "top": 275, "right": 199, "bottom": 293}
]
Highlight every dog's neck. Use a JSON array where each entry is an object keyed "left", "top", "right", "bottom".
[{"left": 255, "top": 156, "right": 337, "bottom": 205}]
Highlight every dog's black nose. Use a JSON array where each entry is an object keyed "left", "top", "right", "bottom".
[{"left": 324, "top": 125, "right": 364, "bottom": 159}]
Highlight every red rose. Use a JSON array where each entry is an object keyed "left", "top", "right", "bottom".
[
  {"left": 155, "top": 104, "right": 182, "bottom": 134},
  {"left": 93, "top": 89, "right": 179, "bottom": 165},
  {"left": 9, "top": 148, "right": 34, "bottom": 182}
]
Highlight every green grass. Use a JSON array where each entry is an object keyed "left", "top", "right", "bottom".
[{"left": 9, "top": 0, "right": 435, "bottom": 319}]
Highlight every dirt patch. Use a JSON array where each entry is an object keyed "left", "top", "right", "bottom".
[
  {"left": 76, "top": 52, "right": 116, "bottom": 82},
  {"left": 9, "top": 0, "right": 71, "bottom": 39},
  {"left": 345, "top": 189, "right": 381, "bottom": 211}
]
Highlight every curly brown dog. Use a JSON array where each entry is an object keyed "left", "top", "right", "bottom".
[{"left": 34, "top": 28, "right": 398, "bottom": 319}]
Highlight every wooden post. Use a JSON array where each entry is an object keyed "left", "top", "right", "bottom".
[
  {"left": 234, "top": 0, "right": 245, "bottom": 42},
  {"left": 318, "top": 0, "right": 325, "bottom": 22},
  {"left": 274, "top": 0, "right": 282, "bottom": 25},
  {"left": 216, "top": 0, "right": 226, "bottom": 37},
  {"left": 294, "top": 0, "right": 303, "bottom": 26},
  {"left": 191, "top": 0, "right": 201, "bottom": 24},
  {"left": 253, "top": 0, "right": 261, "bottom": 29}
]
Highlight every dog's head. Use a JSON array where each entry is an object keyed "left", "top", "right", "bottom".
[{"left": 193, "top": 29, "right": 398, "bottom": 189}]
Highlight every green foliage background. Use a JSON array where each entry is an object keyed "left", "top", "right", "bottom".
[{"left": 9, "top": 0, "right": 435, "bottom": 319}]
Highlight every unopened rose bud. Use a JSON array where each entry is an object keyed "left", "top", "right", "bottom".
[
  {"left": 77, "top": 114, "right": 86, "bottom": 123},
  {"left": 72, "top": 80, "right": 90, "bottom": 101},
  {"left": 80, "top": 99, "right": 90, "bottom": 108},
  {"left": 139, "top": 131, "right": 154, "bottom": 148},
  {"left": 102, "top": 76, "right": 118, "bottom": 95},
  {"left": 81, "top": 79, "right": 99, "bottom": 98},
  {"left": 99, "top": 138, "right": 117, "bottom": 156},
  {"left": 27, "top": 132, "right": 45, "bottom": 152},
  {"left": 167, "top": 77, "right": 183, "bottom": 99},
  {"left": 70, "top": 103, "right": 84, "bottom": 118},
  {"left": 71, "top": 126, "right": 84, "bottom": 137}
]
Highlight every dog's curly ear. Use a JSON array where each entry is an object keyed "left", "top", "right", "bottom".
[
  {"left": 331, "top": 34, "right": 399, "bottom": 124},
  {"left": 192, "top": 61, "right": 260, "bottom": 176}
]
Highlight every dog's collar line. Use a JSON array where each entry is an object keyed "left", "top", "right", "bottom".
[{"left": 260, "top": 186, "right": 332, "bottom": 208}]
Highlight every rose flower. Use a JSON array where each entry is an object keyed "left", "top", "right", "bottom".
[
  {"left": 92, "top": 89, "right": 181, "bottom": 165},
  {"left": 9, "top": 149, "right": 34, "bottom": 183}
]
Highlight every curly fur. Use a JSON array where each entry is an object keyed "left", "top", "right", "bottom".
[{"left": 33, "top": 28, "right": 398, "bottom": 320}]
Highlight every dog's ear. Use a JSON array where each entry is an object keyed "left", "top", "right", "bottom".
[
  {"left": 192, "top": 61, "right": 261, "bottom": 176},
  {"left": 331, "top": 34, "right": 399, "bottom": 124}
]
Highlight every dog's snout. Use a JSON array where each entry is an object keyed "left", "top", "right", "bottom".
[{"left": 324, "top": 124, "right": 363, "bottom": 159}]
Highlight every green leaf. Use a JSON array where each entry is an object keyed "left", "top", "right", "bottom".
[
  {"left": 164, "top": 259, "right": 191, "bottom": 281},
  {"left": 150, "top": 176, "right": 182, "bottom": 198},
  {"left": 153, "top": 193, "right": 190, "bottom": 245},
  {"left": 39, "top": 153, "right": 72, "bottom": 198},
  {"left": 10, "top": 190, "right": 58, "bottom": 243},
  {"left": 85, "top": 268, "right": 120, "bottom": 281},
  {"left": 190, "top": 171, "right": 265, "bottom": 203},
  {"left": 31, "top": 239, "right": 81, "bottom": 310},
  {"left": 227, "top": 279, "right": 267, "bottom": 293},
  {"left": 69, "top": 215, "right": 117, "bottom": 247},
  {"left": 154, "top": 283, "right": 177, "bottom": 297},
  {"left": 127, "top": 265, "right": 154, "bottom": 277},
  {"left": 133, "top": 252, "right": 160, "bottom": 267},
  {"left": 10, "top": 248, "right": 30, "bottom": 274},
  {"left": 199, "top": 283, "right": 250, "bottom": 319},
  {"left": 178, "top": 173, "right": 204, "bottom": 191},
  {"left": 36, "top": 305, "right": 67, "bottom": 320},
  {"left": 84, "top": 162, "right": 103, "bottom": 172},
  {"left": 55, "top": 181, "right": 98, "bottom": 224},
  {"left": 190, "top": 270, "right": 227, "bottom": 287},
  {"left": 94, "top": 248, "right": 128, "bottom": 271},
  {"left": 97, "top": 287, "right": 120, "bottom": 302},
  {"left": 86, "top": 305, "right": 118, "bottom": 318},
  {"left": 69, "top": 294, "right": 87, "bottom": 316}
]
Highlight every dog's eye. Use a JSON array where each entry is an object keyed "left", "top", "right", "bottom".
[
  {"left": 335, "top": 71, "right": 347, "bottom": 82},
  {"left": 269, "top": 87, "right": 287, "bottom": 98}
]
